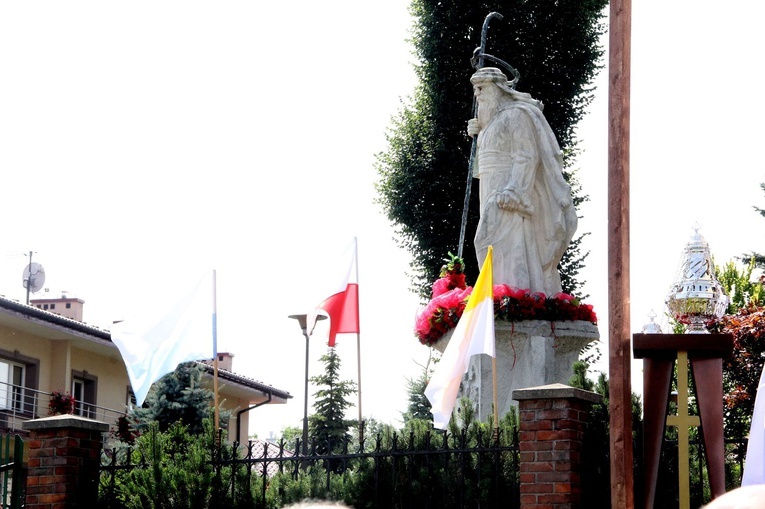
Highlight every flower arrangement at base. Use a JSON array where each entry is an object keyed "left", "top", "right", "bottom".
[{"left": 414, "top": 254, "right": 597, "bottom": 346}]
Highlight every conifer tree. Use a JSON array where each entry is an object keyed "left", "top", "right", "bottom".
[
  {"left": 131, "top": 362, "right": 214, "bottom": 435},
  {"left": 403, "top": 365, "right": 433, "bottom": 423},
  {"left": 308, "top": 346, "right": 357, "bottom": 452}
]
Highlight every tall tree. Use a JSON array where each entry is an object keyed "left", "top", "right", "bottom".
[
  {"left": 308, "top": 346, "right": 357, "bottom": 452},
  {"left": 402, "top": 365, "right": 433, "bottom": 423},
  {"left": 131, "top": 362, "right": 214, "bottom": 436},
  {"left": 376, "top": 0, "right": 607, "bottom": 298},
  {"left": 741, "top": 182, "right": 765, "bottom": 269}
]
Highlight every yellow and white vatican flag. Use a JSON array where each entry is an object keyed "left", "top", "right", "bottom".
[{"left": 425, "top": 246, "right": 495, "bottom": 429}]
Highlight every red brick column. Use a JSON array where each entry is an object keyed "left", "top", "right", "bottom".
[
  {"left": 22, "top": 414, "right": 109, "bottom": 509},
  {"left": 513, "top": 383, "right": 601, "bottom": 509}
]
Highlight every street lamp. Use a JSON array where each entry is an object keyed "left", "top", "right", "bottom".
[{"left": 288, "top": 313, "right": 325, "bottom": 457}]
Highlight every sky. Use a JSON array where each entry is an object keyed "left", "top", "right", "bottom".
[{"left": 1, "top": 2, "right": 763, "bottom": 439}]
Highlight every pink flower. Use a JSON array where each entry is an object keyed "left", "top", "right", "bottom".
[{"left": 432, "top": 278, "right": 451, "bottom": 298}]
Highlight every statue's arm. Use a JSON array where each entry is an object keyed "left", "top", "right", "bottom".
[{"left": 497, "top": 112, "right": 538, "bottom": 214}]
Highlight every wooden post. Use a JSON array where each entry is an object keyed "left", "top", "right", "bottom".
[{"left": 608, "top": 0, "right": 634, "bottom": 506}]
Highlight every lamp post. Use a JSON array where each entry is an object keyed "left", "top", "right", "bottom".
[{"left": 288, "top": 313, "right": 325, "bottom": 457}]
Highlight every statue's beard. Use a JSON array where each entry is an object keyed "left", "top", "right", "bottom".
[{"left": 477, "top": 96, "right": 499, "bottom": 128}]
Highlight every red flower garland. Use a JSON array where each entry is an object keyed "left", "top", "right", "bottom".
[{"left": 414, "top": 279, "right": 597, "bottom": 346}]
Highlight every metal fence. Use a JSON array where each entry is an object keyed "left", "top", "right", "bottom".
[
  {"left": 99, "top": 428, "right": 521, "bottom": 509},
  {"left": 0, "top": 434, "right": 25, "bottom": 509},
  {"left": 0, "top": 381, "right": 126, "bottom": 434}
]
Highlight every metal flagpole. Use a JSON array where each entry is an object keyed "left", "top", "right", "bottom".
[
  {"left": 353, "top": 238, "right": 363, "bottom": 442},
  {"left": 212, "top": 269, "right": 220, "bottom": 435}
]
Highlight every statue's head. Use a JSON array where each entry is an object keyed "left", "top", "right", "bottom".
[
  {"left": 471, "top": 67, "right": 543, "bottom": 110},
  {"left": 470, "top": 67, "right": 515, "bottom": 95}
]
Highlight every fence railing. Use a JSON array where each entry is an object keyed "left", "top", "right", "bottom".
[
  {"left": 99, "top": 428, "right": 521, "bottom": 509},
  {"left": 0, "top": 381, "right": 125, "bottom": 434}
]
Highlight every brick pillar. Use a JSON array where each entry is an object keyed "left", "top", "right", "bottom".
[
  {"left": 22, "top": 414, "right": 109, "bottom": 509},
  {"left": 513, "top": 383, "right": 601, "bottom": 509}
]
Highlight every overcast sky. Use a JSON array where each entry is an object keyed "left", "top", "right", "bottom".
[{"left": 1, "top": 1, "right": 763, "bottom": 438}]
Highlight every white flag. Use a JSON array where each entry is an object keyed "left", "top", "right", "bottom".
[
  {"left": 111, "top": 272, "right": 215, "bottom": 406},
  {"left": 425, "top": 246, "right": 495, "bottom": 429},
  {"left": 743, "top": 369, "right": 765, "bottom": 485}
]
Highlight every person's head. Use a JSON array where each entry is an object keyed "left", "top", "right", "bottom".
[
  {"left": 281, "top": 501, "right": 350, "bottom": 509},
  {"left": 702, "top": 485, "right": 765, "bottom": 508}
]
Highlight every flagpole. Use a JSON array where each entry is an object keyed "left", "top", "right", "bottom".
[
  {"left": 492, "top": 356, "right": 499, "bottom": 436},
  {"left": 353, "top": 238, "right": 363, "bottom": 441},
  {"left": 212, "top": 270, "right": 220, "bottom": 436}
]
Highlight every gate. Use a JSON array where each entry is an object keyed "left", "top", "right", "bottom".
[{"left": 0, "top": 434, "right": 25, "bottom": 509}]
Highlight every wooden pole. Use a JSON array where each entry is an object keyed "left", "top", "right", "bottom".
[
  {"left": 608, "top": 0, "right": 634, "bottom": 506},
  {"left": 212, "top": 270, "right": 220, "bottom": 435}
]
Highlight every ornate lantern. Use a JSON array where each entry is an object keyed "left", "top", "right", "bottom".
[{"left": 665, "top": 227, "right": 728, "bottom": 333}]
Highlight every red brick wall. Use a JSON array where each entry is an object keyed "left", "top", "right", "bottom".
[
  {"left": 518, "top": 397, "right": 590, "bottom": 508},
  {"left": 23, "top": 417, "right": 107, "bottom": 509}
]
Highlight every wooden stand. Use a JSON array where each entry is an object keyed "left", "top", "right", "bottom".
[{"left": 633, "top": 333, "right": 733, "bottom": 509}]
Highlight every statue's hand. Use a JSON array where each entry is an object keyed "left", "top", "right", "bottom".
[
  {"left": 496, "top": 190, "right": 520, "bottom": 210},
  {"left": 497, "top": 188, "right": 533, "bottom": 215},
  {"left": 467, "top": 118, "right": 481, "bottom": 137}
]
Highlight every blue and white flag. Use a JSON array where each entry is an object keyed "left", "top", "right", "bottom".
[{"left": 111, "top": 271, "right": 215, "bottom": 406}]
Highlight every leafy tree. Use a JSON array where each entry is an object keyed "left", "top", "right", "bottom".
[
  {"left": 713, "top": 306, "right": 765, "bottom": 439},
  {"left": 308, "top": 346, "right": 358, "bottom": 453},
  {"left": 741, "top": 182, "right": 765, "bottom": 270},
  {"left": 376, "top": 0, "right": 607, "bottom": 299},
  {"left": 279, "top": 425, "right": 303, "bottom": 449},
  {"left": 716, "top": 258, "right": 763, "bottom": 313},
  {"left": 131, "top": 362, "right": 215, "bottom": 436}
]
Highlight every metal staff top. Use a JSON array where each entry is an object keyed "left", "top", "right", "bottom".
[{"left": 457, "top": 12, "right": 521, "bottom": 258}]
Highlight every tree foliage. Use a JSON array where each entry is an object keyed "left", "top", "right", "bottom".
[
  {"left": 713, "top": 306, "right": 765, "bottom": 439},
  {"left": 402, "top": 361, "right": 433, "bottom": 423},
  {"left": 308, "top": 346, "right": 358, "bottom": 452},
  {"left": 131, "top": 362, "right": 215, "bottom": 436},
  {"left": 375, "top": 0, "right": 607, "bottom": 299},
  {"left": 741, "top": 182, "right": 765, "bottom": 270},
  {"left": 716, "top": 259, "right": 763, "bottom": 314}
]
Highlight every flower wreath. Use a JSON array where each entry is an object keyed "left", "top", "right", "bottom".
[{"left": 414, "top": 253, "right": 597, "bottom": 346}]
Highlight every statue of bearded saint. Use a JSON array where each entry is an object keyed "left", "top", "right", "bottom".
[{"left": 467, "top": 67, "right": 578, "bottom": 296}]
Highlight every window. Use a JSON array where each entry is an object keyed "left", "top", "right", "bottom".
[
  {"left": 0, "top": 361, "right": 24, "bottom": 412},
  {"left": 66, "top": 303, "right": 71, "bottom": 309},
  {"left": 0, "top": 351, "right": 38, "bottom": 417},
  {"left": 72, "top": 371, "right": 97, "bottom": 418},
  {"left": 49, "top": 303, "right": 55, "bottom": 310}
]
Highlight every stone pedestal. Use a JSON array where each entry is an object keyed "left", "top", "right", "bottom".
[{"left": 432, "top": 320, "right": 599, "bottom": 422}]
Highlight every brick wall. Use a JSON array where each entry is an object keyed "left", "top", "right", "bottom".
[
  {"left": 513, "top": 383, "right": 600, "bottom": 509},
  {"left": 23, "top": 415, "right": 109, "bottom": 509}
]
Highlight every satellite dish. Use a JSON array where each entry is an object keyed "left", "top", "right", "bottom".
[{"left": 22, "top": 262, "right": 46, "bottom": 293}]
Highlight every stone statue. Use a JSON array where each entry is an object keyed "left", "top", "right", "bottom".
[{"left": 467, "top": 67, "right": 577, "bottom": 296}]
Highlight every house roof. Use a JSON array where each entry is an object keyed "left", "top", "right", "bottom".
[
  {"left": 197, "top": 362, "right": 291, "bottom": 401},
  {"left": 0, "top": 294, "right": 113, "bottom": 348},
  {"left": 0, "top": 294, "right": 291, "bottom": 401}
]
